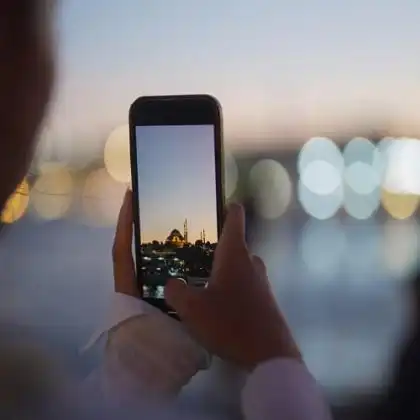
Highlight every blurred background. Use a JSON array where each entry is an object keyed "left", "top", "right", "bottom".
[{"left": 2, "top": 0, "right": 420, "bottom": 415}]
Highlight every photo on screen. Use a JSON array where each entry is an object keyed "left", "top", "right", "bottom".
[{"left": 135, "top": 125, "right": 218, "bottom": 299}]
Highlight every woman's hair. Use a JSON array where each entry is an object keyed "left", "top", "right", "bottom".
[{"left": 0, "top": 1, "right": 55, "bottom": 210}]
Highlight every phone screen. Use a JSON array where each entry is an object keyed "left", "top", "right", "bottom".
[{"left": 135, "top": 124, "right": 218, "bottom": 299}]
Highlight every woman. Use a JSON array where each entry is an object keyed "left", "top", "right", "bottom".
[{"left": 0, "top": 2, "right": 332, "bottom": 419}]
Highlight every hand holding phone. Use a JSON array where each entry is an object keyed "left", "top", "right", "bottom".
[
  {"left": 129, "top": 95, "right": 224, "bottom": 316},
  {"left": 128, "top": 96, "right": 300, "bottom": 371},
  {"left": 165, "top": 203, "right": 302, "bottom": 371}
]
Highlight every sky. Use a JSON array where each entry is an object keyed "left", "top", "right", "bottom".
[
  {"left": 49, "top": 0, "right": 420, "bottom": 157},
  {"left": 136, "top": 125, "right": 218, "bottom": 243}
]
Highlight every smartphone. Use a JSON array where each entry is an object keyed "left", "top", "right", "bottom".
[{"left": 129, "top": 95, "right": 224, "bottom": 316}]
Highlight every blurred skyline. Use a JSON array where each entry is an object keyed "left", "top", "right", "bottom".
[
  {"left": 136, "top": 125, "right": 218, "bottom": 243},
  {"left": 48, "top": 0, "right": 420, "bottom": 158}
]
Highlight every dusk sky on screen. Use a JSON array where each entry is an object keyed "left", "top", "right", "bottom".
[
  {"left": 136, "top": 125, "right": 218, "bottom": 243},
  {"left": 53, "top": 0, "right": 420, "bottom": 152}
]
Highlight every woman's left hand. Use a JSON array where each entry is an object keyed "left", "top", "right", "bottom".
[
  {"left": 102, "top": 190, "right": 210, "bottom": 401},
  {"left": 112, "top": 190, "right": 140, "bottom": 298}
]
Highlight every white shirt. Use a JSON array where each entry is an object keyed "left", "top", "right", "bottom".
[{"left": 80, "top": 293, "right": 333, "bottom": 420}]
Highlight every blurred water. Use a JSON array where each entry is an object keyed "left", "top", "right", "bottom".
[{"left": 0, "top": 215, "right": 412, "bottom": 403}]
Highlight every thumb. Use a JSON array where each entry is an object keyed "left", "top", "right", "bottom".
[
  {"left": 220, "top": 203, "right": 246, "bottom": 247},
  {"left": 165, "top": 278, "right": 195, "bottom": 316},
  {"left": 214, "top": 203, "right": 247, "bottom": 267}
]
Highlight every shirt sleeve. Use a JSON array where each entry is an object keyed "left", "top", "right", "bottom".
[
  {"left": 81, "top": 292, "right": 160, "bottom": 352},
  {"left": 241, "top": 359, "right": 333, "bottom": 420},
  {"left": 81, "top": 292, "right": 210, "bottom": 404}
]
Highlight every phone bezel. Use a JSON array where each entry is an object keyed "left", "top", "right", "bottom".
[{"left": 129, "top": 94, "right": 225, "bottom": 316}]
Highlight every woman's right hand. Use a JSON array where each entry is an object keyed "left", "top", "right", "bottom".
[{"left": 165, "top": 203, "right": 302, "bottom": 371}]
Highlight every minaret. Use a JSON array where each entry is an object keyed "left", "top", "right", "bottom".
[
  {"left": 202, "top": 229, "right": 206, "bottom": 243},
  {"left": 183, "top": 219, "right": 188, "bottom": 244}
]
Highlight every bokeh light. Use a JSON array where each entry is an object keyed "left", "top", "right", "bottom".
[
  {"left": 298, "top": 137, "right": 345, "bottom": 220},
  {"left": 343, "top": 188, "right": 380, "bottom": 220},
  {"left": 298, "top": 182, "right": 343, "bottom": 220},
  {"left": 249, "top": 159, "right": 292, "bottom": 220},
  {"left": 31, "top": 164, "right": 74, "bottom": 220},
  {"left": 381, "top": 190, "right": 419, "bottom": 220},
  {"left": 298, "top": 137, "right": 344, "bottom": 175},
  {"left": 104, "top": 125, "right": 131, "bottom": 184},
  {"left": 372, "top": 137, "right": 394, "bottom": 181},
  {"left": 224, "top": 150, "right": 239, "bottom": 200},
  {"left": 343, "top": 137, "right": 377, "bottom": 166},
  {"left": 301, "top": 160, "right": 342, "bottom": 195},
  {"left": 343, "top": 161, "right": 381, "bottom": 220},
  {"left": 344, "top": 162, "right": 380, "bottom": 196},
  {"left": 382, "top": 138, "right": 420, "bottom": 195},
  {"left": 1, "top": 179, "right": 30, "bottom": 224},
  {"left": 82, "top": 168, "right": 127, "bottom": 226},
  {"left": 340, "top": 138, "right": 382, "bottom": 220},
  {"left": 379, "top": 138, "right": 420, "bottom": 219}
]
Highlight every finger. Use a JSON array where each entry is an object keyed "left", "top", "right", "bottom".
[
  {"left": 165, "top": 278, "right": 199, "bottom": 318},
  {"left": 213, "top": 203, "right": 247, "bottom": 265},
  {"left": 252, "top": 255, "right": 267, "bottom": 280},
  {"left": 112, "top": 190, "right": 138, "bottom": 297},
  {"left": 220, "top": 203, "right": 246, "bottom": 246},
  {"left": 252, "top": 255, "right": 276, "bottom": 296}
]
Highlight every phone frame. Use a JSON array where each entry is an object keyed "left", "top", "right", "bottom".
[{"left": 129, "top": 94, "right": 225, "bottom": 316}]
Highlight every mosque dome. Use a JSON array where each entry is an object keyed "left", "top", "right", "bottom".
[{"left": 166, "top": 229, "right": 185, "bottom": 245}]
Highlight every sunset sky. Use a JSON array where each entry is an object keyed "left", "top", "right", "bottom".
[
  {"left": 136, "top": 125, "right": 218, "bottom": 243},
  {"left": 50, "top": 0, "right": 420, "bottom": 155}
]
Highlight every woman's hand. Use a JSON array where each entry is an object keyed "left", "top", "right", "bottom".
[
  {"left": 104, "top": 191, "right": 209, "bottom": 399},
  {"left": 112, "top": 190, "right": 140, "bottom": 298},
  {"left": 165, "top": 203, "right": 302, "bottom": 371}
]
